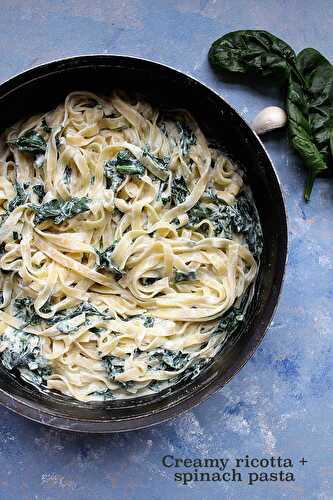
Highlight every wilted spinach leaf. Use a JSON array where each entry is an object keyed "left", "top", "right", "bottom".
[
  {"left": 141, "top": 276, "right": 160, "bottom": 286},
  {"left": 7, "top": 129, "right": 47, "bottom": 154},
  {"left": 96, "top": 243, "right": 123, "bottom": 280},
  {"left": 50, "top": 302, "right": 112, "bottom": 326},
  {"left": 40, "top": 118, "right": 52, "bottom": 134},
  {"left": 13, "top": 297, "right": 50, "bottom": 326},
  {"left": 63, "top": 166, "right": 72, "bottom": 187},
  {"left": 104, "top": 150, "right": 144, "bottom": 190},
  {"left": 103, "top": 356, "right": 125, "bottom": 379},
  {"left": 1, "top": 328, "right": 51, "bottom": 385},
  {"left": 171, "top": 176, "right": 189, "bottom": 205},
  {"left": 12, "top": 231, "right": 21, "bottom": 242},
  {"left": 188, "top": 192, "right": 263, "bottom": 259},
  {"left": 8, "top": 181, "right": 28, "bottom": 212},
  {"left": 32, "top": 184, "right": 46, "bottom": 203},
  {"left": 176, "top": 122, "right": 197, "bottom": 156},
  {"left": 174, "top": 271, "right": 197, "bottom": 283},
  {"left": 142, "top": 144, "right": 170, "bottom": 170},
  {"left": 30, "top": 197, "right": 90, "bottom": 225},
  {"left": 143, "top": 316, "right": 155, "bottom": 328},
  {"left": 88, "top": 388, "right": 114, "bottom": 400},
  {"left": 148, "top": 348, "right": 189, "bottom": 371}
]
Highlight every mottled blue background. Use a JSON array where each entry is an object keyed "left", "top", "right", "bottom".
[{"left": 0, "top": 1, "right": 332, "bottom": 499}]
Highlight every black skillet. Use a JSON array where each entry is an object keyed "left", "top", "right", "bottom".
[{"left": 0, "top": 55, "right": 287, "bottom": 432}]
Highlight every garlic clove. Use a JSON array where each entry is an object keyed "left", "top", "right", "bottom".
[{"left": 252, "top": 106, "right": 287, "bottom": 135}]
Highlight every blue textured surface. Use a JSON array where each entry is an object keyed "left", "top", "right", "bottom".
[{"left": 0, "top": 1, "right": 332, "bottom": 499}]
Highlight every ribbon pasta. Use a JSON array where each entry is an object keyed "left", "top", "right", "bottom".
[{"left": 0, "top": 91, "right": 262, "bottom": 401}]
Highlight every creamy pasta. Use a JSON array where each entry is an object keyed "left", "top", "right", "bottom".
[{"left": 0, "top": 91, "right": 263, "bottom": 401}]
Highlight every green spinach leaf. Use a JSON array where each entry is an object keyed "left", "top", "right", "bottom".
[
  {"left": 8, "top": 181, "right": 28, "bottom": 212},
  {"left": 174, "top": 271, "right": 197, "bottom": 283},
  {"left": 288, "top": 48, "right": 333, "bottom": 198},
  {"left": 143, "top": 316, "right": 155, "bottom": 328},
  {"left": 142, "top": 144, "right": 170, "bottom": 170},
  {"left": 32, "top": 184, "right": 46, "bottom": 203},
  {"left": 148, "top": 348, "right": 189, "bottom": 371},
  {"left": 30, "top": 197, "right": 90, "bottom": 225},
  {"left": 13, "top": 297, "right": 50, "bottom": 326},
  {"left": 88, "top": 388, "right": 114, "bottom": 400},
  {"left": 63, "top": 166, "right": 72, "bottom": 187},
  {"left": 96, "top": 243, "right": 123, "bottom": 280},
  {"left": 208, "top": 30, "right": 300, "bottom": 84},
  {"left": 208, "top": 30, "right": 333, "bottom": 200},
  {"left": 40, "top": 118, "right": 52, "bottom": 134},
  {"left": 104, "top": 150, "right": 144, "bottom": 190},
  {"left": 176, "top": 122, "right": 197, "bottom": 156},
  {"left": 171, "top": 176, "right": 189, "bottom": 205},
  {"left": 188, "top": 192, "right": 263, "bottom": 259},
  {"left": 103, "top": 355, "right": 125, "bottom": 379},
  {"left": 50, "top": 302, "right": 112, "bottom": 326},
  {"left": 1, "top": 328, "right": 51, "bottom": 385},
  {"left": 7, "top": 129, "right": 47, "bottom": 154}
]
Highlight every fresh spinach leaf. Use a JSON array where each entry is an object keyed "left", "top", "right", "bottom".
[
  {"left": 288, "top": 48, "right": 333, "bottom": 199},
  {"left": 7, "top": 129, "right": 47, "bottom": 154},
  {"left": 208, "top": 30, "right": 300, "bottom": 84},
  {"left": 208, "top": 30, "right": 333, "bottom": 200},
  {"left": 29, "top": 197, "right": 90, "bottom": 225}
]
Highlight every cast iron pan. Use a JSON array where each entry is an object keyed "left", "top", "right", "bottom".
[{"left": 0, "top": 55, "right": 287, "bottom": 432}]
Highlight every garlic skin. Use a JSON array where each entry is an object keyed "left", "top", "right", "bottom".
[{"left": 252, "top": 106, "right": 287, "bottom": 135}]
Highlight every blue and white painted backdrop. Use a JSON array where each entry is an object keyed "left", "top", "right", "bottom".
[{"left": 0, "top": 1, "right": 332, "bottom": 499}]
